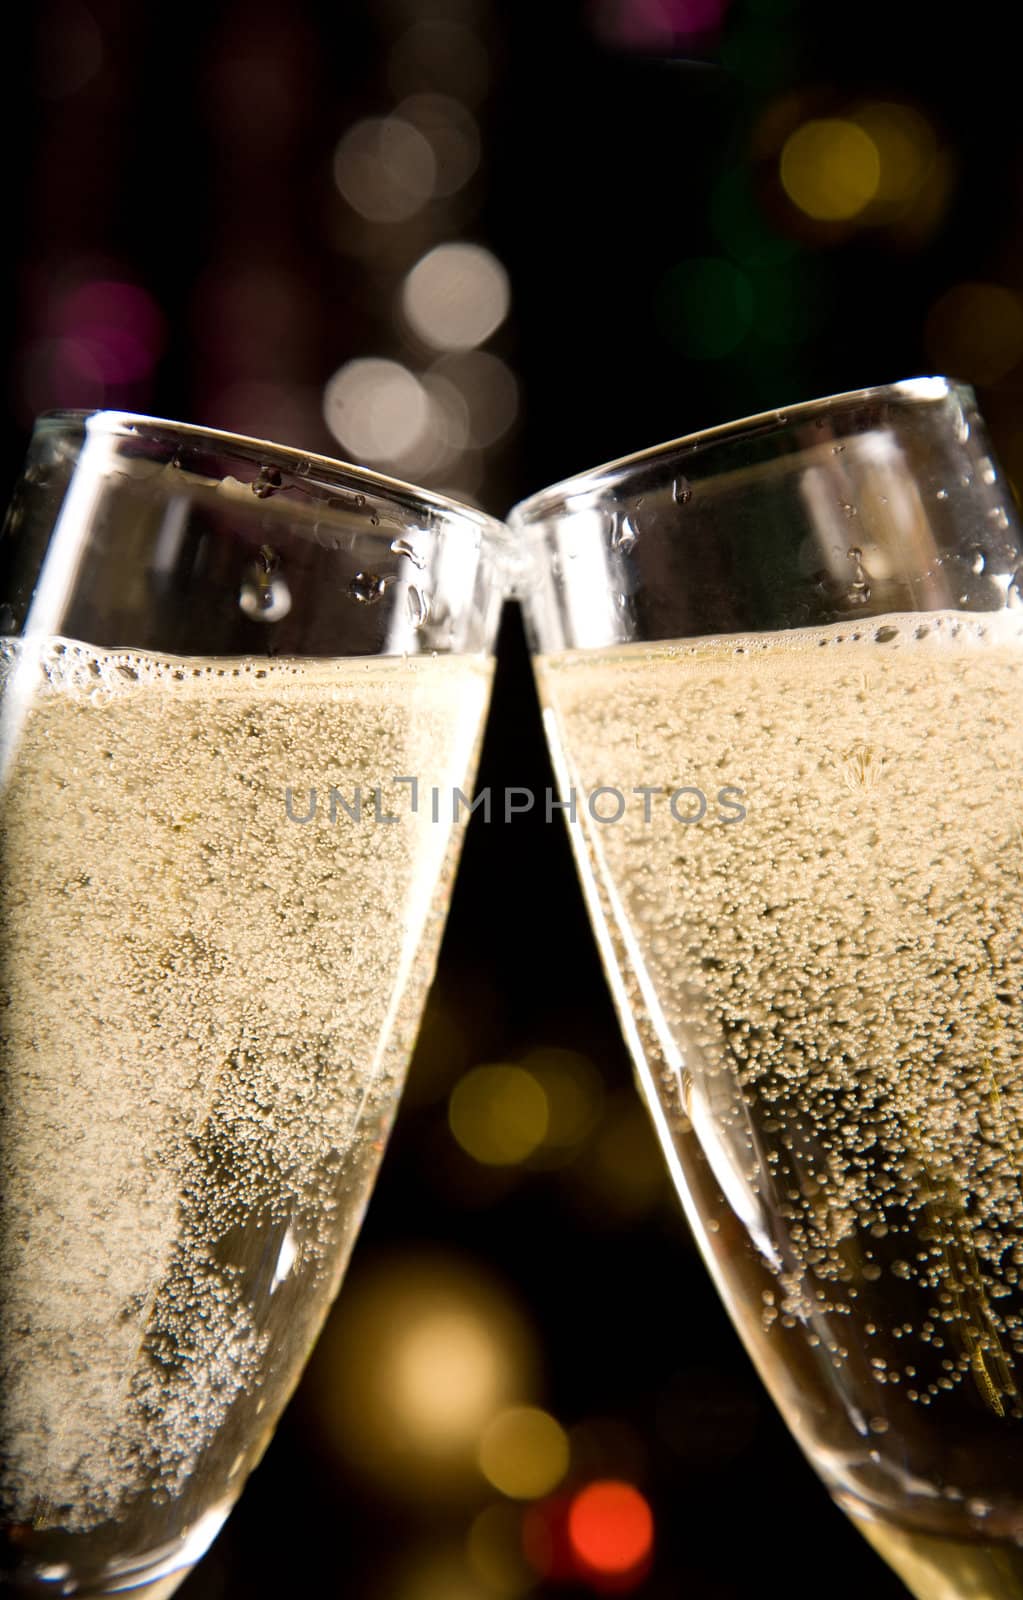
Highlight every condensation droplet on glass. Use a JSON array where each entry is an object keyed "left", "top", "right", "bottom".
[
  {"left": 390, "top": 536, "right": 426, "bottom": 570},
  {"left": 891, "top": 1259, "right": 912, "bottom": 1279},
  {"left": 832, "top": 443, "right": 846, "bottom": 454},
  {"left": 1007, "top": 570, "right": 1023, "bottom": 608},
  {"left": 987, "top": 506, "right": 1010, "bottom": 529},
  {"left": 349, "top": 572, "right": 388, "bottom": 605},
  {"left": 935, "top": 488, "right": 949, "bottom": 501},
  {"left": 672, "top": 476, "right": 693, "bottom": 506},
  {"left": 970, "top": 548, "right": 987, "bottom": 574},
  {"left": 406, "top": 585, "right": 429, "bottom": 627},
  {"left": 252, "top": 465, "right": 283, "bottom": 499},
  {"left": 874, "top": 625, "right": 898, "bottom": 643},
  {"left": 840, "top": 501, "right": 858, "bottom": 519},
  {"left": 615, "top": 591, "right": 629, "bottom": 609},
  {"left": 239, "top": 575, "right": 291, "bottom": 622},
  {"left": 354, "top": 493, "right": 367, "bottom": 509},
  {"left": 868, "top": 1417, "right": 890, "bottom": 1435},
  {"left": 611, "top": 513, "right": 638, "bottom": 554},
  {"left": 845, "top": 547, "right": 871, "bottom": 606},
  {"left": 981, "top": 459, "right": 997, "bottom": 485}
]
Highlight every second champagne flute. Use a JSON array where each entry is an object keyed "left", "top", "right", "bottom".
[{"left": 513, "top": 378, "right": 1023, "bottom": 1600}]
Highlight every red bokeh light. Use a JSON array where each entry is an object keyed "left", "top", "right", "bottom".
[
  {"left": 524, "top": 1481, "right": 654, "bottom": 1592},
  {"left": 568, "top": 1480, "right": 654, "bottom": 1582}
]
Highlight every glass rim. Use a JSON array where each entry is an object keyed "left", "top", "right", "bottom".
[
  {"left": 36, "top": 408, "right": 513, "bottom": 545},
  {"left": 507, "top": 375, "right": 974, "bottom": 526}
]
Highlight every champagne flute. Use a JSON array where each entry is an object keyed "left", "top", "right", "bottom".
[
  {"left": 0, "top": 412, "right": 506, "bottom": 1598},
  {"left": 512, "top": 378, "right": 1023, "bottom": 1600}
]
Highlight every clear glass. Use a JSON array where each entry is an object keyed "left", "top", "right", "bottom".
[
  {"left": 513, "top": 378, "right": 1023, "bottom": 1600},
  {"left": 0, "top": 412, "right": 507, "bottom": 1598}
]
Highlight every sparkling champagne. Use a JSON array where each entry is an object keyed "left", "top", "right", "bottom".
[
  {"left": 0, "top": 637, "right": 491, "bottom": 1593},
  {"left": 537, "top": 611, "right": 1023, "bottom": 1596}
]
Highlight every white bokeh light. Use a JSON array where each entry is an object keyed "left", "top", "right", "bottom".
[
  {"left": 396, "top": 93, "right": 481, "bottom": 198},
  {"left": 323, "top": 358, "right": 430, "bottom": 464},
  {"left": 333, "top": 116, "right": 436, "bottom": 223},
  {"left": 402, "top": 243, "right": 510, "bottom": 351},
  {"left": 430, "top": 351, "right": 519, "bottom": 448}
]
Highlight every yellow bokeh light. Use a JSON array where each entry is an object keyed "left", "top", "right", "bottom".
[
  {"left": 525, "top": 1048, "right": 603, "bottom": 1151},
  {"left": 478, "top": 1405, "right": 570, "bottom": 1499},
  {"left": 449, "top": 1065, "right": 549, "bottom": 1165},
  {"left": 924, "top": 282, "right": 1023, "bottom": 387},
  {"left": 466, "top": 1504, "right": 535, "bottom": 1596},
  {"left": 304, "top": 1254, "right": 537, "bottom": 1500},
  {"left": 780, "top": 118, "right": 881, "bottom": 221},
  {"left": 852, "top": 101, "right": 935, "bottom": 215},
  {"left": 394, "top": 1310, "right": 509, "bottom": 1447},
  {"left": 386, "top": 1546, "right": 494, "bottom": 1600}
]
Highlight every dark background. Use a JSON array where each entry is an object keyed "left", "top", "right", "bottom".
[{"left": 6, "top": 1, "right": 1022, "bottom": 1595}]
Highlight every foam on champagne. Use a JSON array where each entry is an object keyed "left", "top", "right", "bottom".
[
  {"left": 538, "top": 611, "right": 1023, "bottom": 1521},
  {"left": 0, "top": 638, "right": 490, "bottom": 1533}
]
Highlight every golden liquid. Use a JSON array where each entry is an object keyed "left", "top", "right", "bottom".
[
  {"left": 0, "top": 637, "right": 491, "bottom": 1592},
  {"left": 537, "top": 611, "right": 1023, "bottom": 1583},
  {"left": 849, "top": 1507, "right": 1023, "bottom": 1600}
]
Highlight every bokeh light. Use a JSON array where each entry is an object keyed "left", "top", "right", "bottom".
[
  {"left": 478, "top": 1405, "right": 570, "bottom": 1499},
  {"left": 205, "top": 381, "right": 327, "bottom": 452},
  {"left": 780, "top": 118, "right": 881, "bottom": 221},
  {"left": 523, "top": 1048, "right": 603, "bottom": 1154},
  {"left": 657, "top": 257, "right": 752, "bottom": 359},
  {"left": 323, "top": 357, "right": 430, "bottom": 464},
  {"left": 21, "top": 276, "right": 166, "bottom": 414},
  {"left": 388, "top": 22, "right": 491, "bottom": 105},
  {"left": 466, "top": 1504, "right": 535, "bottom": 1597},
  {"left": 397, "top": 93, "right": 482, "bottom": 198},
  {"left": 852, "top": 101, "right": 937, "bottom": 219},
  {"left": 385, "top": 1545, "right": 497, "bottom": 1600},
  {"left": 449, "top": 1064, "right": 548, "bottom": 1166},
  {"left": 36, "top": 0, "right": 103, "bottom": 99},
  {"left": 574, "top": 1090, "right": 672, "bottom": 1218},
  {"left": 304, "top": 1254, "right": 537, "bottom": 1500},
  {"left": 333, "top": 116, "right": 437, "bottom": 223},
  {"left": 402, "top": 242, "right": 510, "bottom": 351},
  {"left": 924, "top": 282, "right": 1023, "bottom": 386},
  {"left": 591, "top": 0, "right": 733, "bottom": 48},
  {"left": 568, "top": 1481, "right": 654, "bottom": 1583},
  {"left": 429, "top": 351, "right": 520, "bottom": 448},
  {"left": 567, "top": 1417, "right": 648, "bottom": 1484},
  {"left": 521, "top": 1495, "right": 578, "bottom": 1585},
  {"left": 54, "top": 279, "right": 165, "bottom": 383}
]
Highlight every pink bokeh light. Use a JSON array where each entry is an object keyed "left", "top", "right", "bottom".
[
  {"left": 592, "top": 0, "right": 731, "bottom": 47},
  {"left": 53, "top": 279, "right": 167, "bottom": 384}
]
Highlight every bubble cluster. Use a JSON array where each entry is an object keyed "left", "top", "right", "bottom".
[
  {"left": 0, "top": 638, "right": 491, "bottom": 1554},
  {"left": 540, "top": 610, "right": 1023, "bottom": 1517}
]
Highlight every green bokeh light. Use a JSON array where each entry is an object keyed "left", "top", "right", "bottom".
[{"left": 656, "top": 257, "right": 754, "bottom": 358}]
